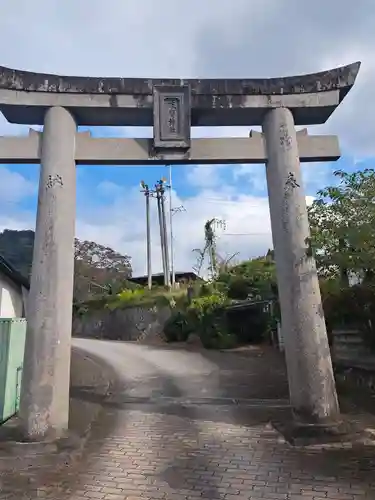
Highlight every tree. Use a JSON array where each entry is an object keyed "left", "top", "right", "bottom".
[
  {"left": 74, "top": 239, "right": 132, "bottom": 300},
  {"left": 308, "top": 169, "right": 375, "bottom": 283},
  {"left": 216, "top": 253, "right": 277, "bottom": 300},
  {"left": 0, "top": 229, "right": 132, "bottom": 301},
  {"left": 231, "top": 255, "right": 277, "bottom": 298}
]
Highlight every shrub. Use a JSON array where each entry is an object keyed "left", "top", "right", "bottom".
[
  {"left": 226, "top": 276, "right": 251, "bottom": 300},
  {"left": 197, "top": 282, "right": 216, "bottom": 297},
  {"left": 226, "top": 305, "right": 270, "bottom": 344},
  {"left": 106, "top": 288, "right": 146, "bottom": 310},
  {"left": 164, "top": 311, "right": 193, "bottom": 342},
  {"left": 187, "top": 293, "right": 236, "bottom": 349},
  {"left": 117, "top": 288, "right": 146, "bottom": 302},
  {"left": 321, "top": 281, "right": 375, "bottom": 351}
]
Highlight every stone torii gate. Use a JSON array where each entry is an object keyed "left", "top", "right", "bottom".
[{"left": 0, "top": 62, "right": 360, "bottom": 440}]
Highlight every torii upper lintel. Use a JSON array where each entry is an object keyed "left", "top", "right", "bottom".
[{"left": 0, "top": 62, "right": 361, "bottom": 127}]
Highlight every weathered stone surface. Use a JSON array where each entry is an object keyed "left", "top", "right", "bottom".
[
  {"left": 19, "top": 106, "right": 77, "bottom": 440},
  {"left": 0, "top": 128, "right": 341, "bottom": 165},
  {"left": 263, "top": 107, "right": 339, "bottom": 425},
  {"left": 0, "top": 62, "right": 360, "bottom": 97},
  {"left": 0, "top": 63, "right": 361, "bottom": 126},
  {"left": 72, "top": 306, "right": 171, "bottom": 342}
]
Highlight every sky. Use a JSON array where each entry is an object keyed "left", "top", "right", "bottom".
[{"left": 0, "top": 0, "right": 374, "bottom": 277}]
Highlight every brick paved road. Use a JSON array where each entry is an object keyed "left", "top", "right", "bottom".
[{"left": 35, "top": 342, "right": 375, "bottom": 498}]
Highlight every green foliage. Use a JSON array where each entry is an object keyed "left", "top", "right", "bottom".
[
  {"left": 227, "top": 305, "right": 272, "bottom": 344},
  {"left": 308, "top": 169, "right": 375, "bottom": 282},
  {"left": 186, "top": 292, "right": 236, "bottom": 349},
  {"left": 117, "top": 288, "right": 145, "bottom": 302},
  {"left": 164, "top": 311, "right": 193, "bottom": 342},
  {"left": 321, "top": 280, "right": 375, "bottom": 350},
  {"left": 91, "top": 285, "right": 187, "bottom": 313},
  {"left": 216, "top": 254, "right": 277, "bottom": 303},
  {"left": 197, "top": 282, "right": 216, "bottom": 297},
  {"left": 229, "top": 256, "right": 277, "bottom": 298},
  {"left": 106, "top": 287, "right": 165, "bottom": 311},
  {"left": 188, "top": 292, "right": 228, "bottom": 318},
  {"left": 226, "top": 276, "right": 251, "bottom": 300}
]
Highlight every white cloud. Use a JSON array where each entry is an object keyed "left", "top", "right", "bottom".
[
  {"left": 72, "top": 182, "right": 319, "bottom": 277},
  {"left": 233, "top": 164, "right": 267, "bottom": 192},
  {"left": 186, "top": 165, "right": 225, "bottom": 188},
  {"left": 0, "top": 212, "right": 35, "bottom": 233},
  {"left": 0, "top": 0, "right": 374, "bottom": 155},
  {"left": 0, "top": 166, "right": 321, "bottom": 278},
  {"left": 0, "top": 166, "right": 36, "bottom": 203},
  {"left": 96, "top": 181, "right": 124, "bottom": 197},
  {"left": 0, "top": 0, "right": 374, "bottom": 277},
  {"left": 84, "top": 189, "right": 273, "bottom": 276}
]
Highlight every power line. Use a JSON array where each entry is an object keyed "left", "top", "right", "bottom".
[
  {"left": 222, "top": 232, "right": 270, "bottom": 236},
  {"left": 192, "top": 198, "right": 268, "bottom": 206}
]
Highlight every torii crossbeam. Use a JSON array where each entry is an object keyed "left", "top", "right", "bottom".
[{"left": 0, "top": 127, "right": 339, "bottom": 164}]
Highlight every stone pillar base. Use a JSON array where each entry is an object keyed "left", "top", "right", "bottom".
[{"left": 273, "top": 416, "right": 355, "bottom": 446}]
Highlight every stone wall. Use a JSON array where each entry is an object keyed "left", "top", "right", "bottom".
[
  {"left": 335, "top": 360, "right": 375, "bottom": 393},
  {"left": 331, "top": 328, "right": 370, "bottom": 360},
  {"left": 72, "top": 305, "right": 171, "bottom": 343},
  {"left": 331, "top": 328, "right": 375, "bottom": 393}
]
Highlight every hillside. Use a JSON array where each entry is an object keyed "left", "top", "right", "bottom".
[{"left": 0, "top": 229, "right": 132, "bottom": 301}]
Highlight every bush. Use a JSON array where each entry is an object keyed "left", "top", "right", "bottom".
[
  {"left": 197, "top": 282, "right": 216, "bottom": 297},
  {"left": 187, "top": 293, "right": 236, "bottom": 349},
  {"left": 321, "top": 281, "right": 375, "bottom": 350},
  {"left": 164, "top": 311, "right": 193, "bottom": 342},
  {"left": 227, "top": 305, "right": 271, "bottom": 344},
  {"left": 226, "top": 276, "right": 251, "bottom": 300}
]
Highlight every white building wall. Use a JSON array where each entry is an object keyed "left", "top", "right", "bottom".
[{"left": 0, "top": 272, "right": 24, "bottom": 318}]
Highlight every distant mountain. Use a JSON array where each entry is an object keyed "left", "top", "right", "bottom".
[{"left": 0, "top": 229, "right": 132, "bottom": 301}]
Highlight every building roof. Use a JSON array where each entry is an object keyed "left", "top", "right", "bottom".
[
  {"left": 0, "top": 255, "right": 30, "bottom": 290},
  {"left": 129, "top": 271, "right": 201, "bottom": 284}
]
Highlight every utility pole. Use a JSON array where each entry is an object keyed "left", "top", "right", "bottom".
[
  {"left": 158, "top": 179, "right": 170, "bottom": 288},
  {"left": 155, "top": 182, "right": 169, "bottom": 287},
  {"left": 167, "top": 165, "right": 175, "bottom": 287},
  {"left": 140, "top": 181, "right": 152, "bottom": 290}
]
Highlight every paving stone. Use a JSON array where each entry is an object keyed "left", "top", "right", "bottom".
[{"left": 3, "top": 343, "right": 375, "bottom": 499}]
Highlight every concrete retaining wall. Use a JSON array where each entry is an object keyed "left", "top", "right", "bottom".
[
  {"left": 72, "top": 305, "right": 171, "bottom": 343},
  {"left": 331, "top": 328, "right": 375, "bottom": 393},
  {"left": 331, "top": 328, "right": 371, "bottom": 360}
]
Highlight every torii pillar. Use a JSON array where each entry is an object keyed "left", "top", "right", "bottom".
[
  {"left": 263, "top": 108, "right": 340, "bottom": 430},
  {"left": 0, "top": 62, "right": 360, "bottom": 441}
]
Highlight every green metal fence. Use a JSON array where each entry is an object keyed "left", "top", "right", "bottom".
[{"left": 0, "top": 318, "right": 26, "bottom": 423}]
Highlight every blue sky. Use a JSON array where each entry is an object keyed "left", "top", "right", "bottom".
[
  {"left": 6, "top": 153, "right": 363, "bottom": 215},
  {"left": 0, "top": 1, "right": 374, "bottom": 275}
]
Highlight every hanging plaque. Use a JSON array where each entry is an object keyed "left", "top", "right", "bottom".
[{"left": 153, "top": 85, "right": 191, "bottom": 149}]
